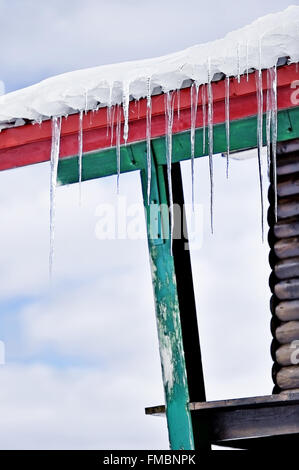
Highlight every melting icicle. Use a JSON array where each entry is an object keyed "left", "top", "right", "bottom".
[
  {"left": 49, "top": 116, "right": 62, "bottom": 279},
  {"left": 122, "top": 83, "right": 130, "bottom": 144},
  {"left": 146, "top": 77, "right": 152, "bottom": 204},
  {"left": 107, "top": 85, "right": 113, "bottom": 137},
  {"left": 165, "top": 92, "right": 175, "bottom": 254},
  {"left": 116, "top": 104, "right": 122, "bottom": 192},
  {"left": 255, "top": 63, "right": 265, "bottom": 241},
  {"left": 201, "top": 84, "right": 206, "bottom": 154},
  {"left": 237, "top": 43, "right": 241, "bottom": 83},
  {"left": 207, "top": 59, "right": 214, "bottom": 234},
  {"left": 177, "top": 89, "right": 181, "bottom": 120},
  {"left": 225, "top": 76, "right": 230, "bottom": 178},
  {"left": 266, "top": 70, "right": 272, "bottom": 178},
  {"left": 110, "top": 105, "right": 116, "bottom": 147},
  {"left": 78, "top": 110, "right": 83, "bottom": 203},
  {"left": 270, "top": 65, "right": 278, "bottom": 221},
  {"left": 246, "top": 41, "right": 249, "bottom": 82},
  {"left": 190, "top": 82, "right": 199, "bottom": 209},
  {"left": 84, "top": 90, "right": 88, "bottom": 115}
]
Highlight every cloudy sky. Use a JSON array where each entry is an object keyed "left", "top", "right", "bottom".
[{"left": 0, "top": 0, "right": 293, "bottom": 450}]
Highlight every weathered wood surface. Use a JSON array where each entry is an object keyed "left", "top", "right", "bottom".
[
  {"left": 146, "top": 393, "right": 299, "bottom": 448},
  {"left": 277, "top": 152, "right": 299, "bottom": 175},
  {"left": 276, "top": 366, "right": 299, "bottom": 390},
  {"left": 146, "top": 392, "right": 299, "bottom": 415},
  {"left": 274, "top": 217, "right": 299, "bottom": 239},
  {"left": 277, "top": 198, "right": 299, "bottom": 220},
  {"left": 277, "top": 175, "right": 299, "bottom": 197},
  {"left": 275, "top": 279, "right": 299, "bottom": 300},
  {"left": 269, "top": 143, "right": 299, "bottom": 392},
  {"left": 274, "top": 237, "right": 299, "bottom": 259},
  {"left": 276, "top": 343, "right": 298, "bottom": 366},
  {"left": 275, "top": 321, "right": 299, "bottom": 344},
  {"left": 275, "top": 257, "right": 299, "bottom": 280},
  {"left": 191, "top": 393, "right": 299, "bottom": 446},
  {"left": 275, "top": 300, "right": 299, "bottom": 321}
]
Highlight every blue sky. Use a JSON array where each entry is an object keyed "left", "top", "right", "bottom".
[{"left": 0, "top": 0, "right": 292, "bottom": 449}]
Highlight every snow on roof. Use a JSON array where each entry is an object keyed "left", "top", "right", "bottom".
[{"left": 0, "top": 5, "right": 299, "bottom": 130}]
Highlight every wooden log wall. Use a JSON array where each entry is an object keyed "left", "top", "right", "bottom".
[{"left": 269, "top": 139, "right": 299, "bottom": 392}]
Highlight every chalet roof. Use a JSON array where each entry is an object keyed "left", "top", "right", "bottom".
[{"left": 0, "top": 5, "right": 298, "bottom": 131}]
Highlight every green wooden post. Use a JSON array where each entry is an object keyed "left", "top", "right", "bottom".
[{"left": 140, "top": 157, "right": 194, "bottom": 450}]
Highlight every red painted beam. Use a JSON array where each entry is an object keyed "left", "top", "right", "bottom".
[{"left": 0, "top": 64, "right": 298, "bottom": 172}]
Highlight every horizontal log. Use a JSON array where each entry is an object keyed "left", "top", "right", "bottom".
[
  {"left": 274, "top": 237, "right": 299, "bottom": 259},
  {"left": 275, "top": 300, "right": 299, "bottom": 321},
  {"left": 277, "top": 152, "right": 299, "bottom": 176},
  {"left": 276, "top": 366, "right": 299, "bottom": 390},
  {"left": 275, "top": 321, "right": 299, "bottom": 344},
  {"left": 274, "top": 217, "right": 299, "bottom": 239},
  {"left": 274, "top": 278, "right": 299, "bottom": 300},
  {"left": 277, "top": 139, "right": 299, "bottom": 155},
  {"left": 275, "top": 257, "right": 299, "bottom": 280},
  {"left": 277, "top": 175, "right": 299, "bottom": 197},
  {"left": 271, "top": 338, "right": 281, "bottom": 361},
  {"left": 277, "top": 198, "right": 299, "bottom": 220},
  {"left": 271, "top": 317, "right": 282, "bottom": 336},
  {"left": 276, "top": 343, "right": 299, "bottom": 366}
]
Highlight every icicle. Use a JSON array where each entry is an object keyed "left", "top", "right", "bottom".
[
  {"left": 190, "top": 82, "right": 199, "bottom": 210},
  {"left": 84, "top": 90, "right": 88, "bottom": 115},
  {"left": 49, "top": 116, "right": 62, "bottom": 279},
  {"left": 255, "top": 62, "right": 265, "bottom": 241},
  {"left": 237, "top": 43, "right": 241, "bottom": 83},
  {"left": 266, "top": 69, "right": 271, "bottom": 178},
  {"left": 106, "top": 106, "right": 110, "bottom": 138},
  {"left": 122, "top": 82, "right": 130, "bottom": 144},
  {"left": 207, "top": 59, "right": 214, "bottom": 234},
  {"left": 78, "top": 110, "right": 83, "bottom": 204},
  {"left": 177, "top": 89, "right": 181, "bottom": 120},
  {"left": 270, "top": 65, "right": 278, "bottom": 222},
  {"left": 116, "top": 104, "right": 121, "bottom": 192},
  {"left": 165, "top": 92, "right": 175, "bottom": 254},
  {"left": 201, "top": 84, "right": 206, "bottom": 154},
  {"left": 110, "top": 105, "right": 116, "bottom": 147},
  {"left": 246, "top": 40, "right": 249, "bottom": 82},
  {"left": 146, "top": 77, "right": 152, "bottom": 204},
  {"left": 107, "top": 85, "right": 113, "bottom": 138},
  {"left": 137, "top": 99, "right": 140, "bottom": 119},
  {"left": 225, "top": 76, "right": 230, "bottom": 178}
]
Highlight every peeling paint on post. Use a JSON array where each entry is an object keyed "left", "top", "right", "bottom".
[{"left": 140, "top": 156, "right": 194, "bottom": 450}]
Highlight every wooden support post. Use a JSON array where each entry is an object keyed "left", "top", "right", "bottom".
[{"left": 140, "top": 152, "right": 207, "bottom": 450}]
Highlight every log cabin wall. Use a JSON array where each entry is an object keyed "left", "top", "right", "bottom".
[{"left": 269, "top": 139, "right": 299, "bottom": 392}]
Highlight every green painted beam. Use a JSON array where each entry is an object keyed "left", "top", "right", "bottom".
[
  {"left": 140, "top": 159, "right": 194, "bottom": 450},
  {"left": 58, "top": 107, "right": 299, "bottom": 186}
]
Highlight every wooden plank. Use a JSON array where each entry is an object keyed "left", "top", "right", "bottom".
[
  {"left": 0, "top": 63, "right": 298, "bottom": 173},
  {"left": 189, "top": 392, "right": 299, "bottom": 411},
  {"left": 57, "top": 106, "right": 299, "bottom": 185},
  {"left": 140, "top": 158, "right": 195, "bottom": 450},
  {"left": 191, "top": 393, "right": 299, "bottom": 445}
]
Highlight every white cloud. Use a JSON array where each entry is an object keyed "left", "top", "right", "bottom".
[{"left": 0, "top": 364, "right": 168, "bottom": 449}]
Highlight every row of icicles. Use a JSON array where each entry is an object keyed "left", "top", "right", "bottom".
[{"left": 49, "top": 65, "right": 278, "bottom": 277}]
